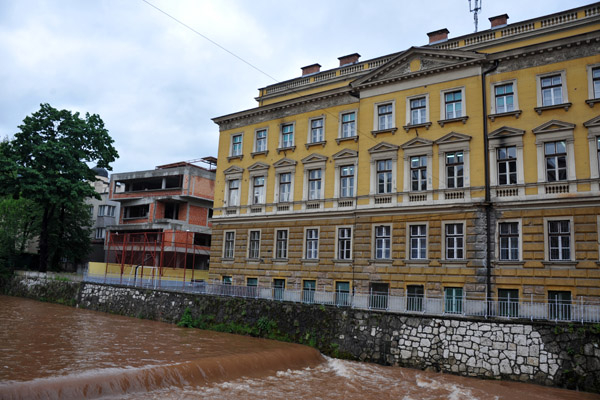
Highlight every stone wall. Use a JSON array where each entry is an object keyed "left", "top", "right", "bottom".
[{"left": 2, "top": 276, "right": 599, "bottom": 393}]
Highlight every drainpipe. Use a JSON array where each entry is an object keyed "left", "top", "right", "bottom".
[{"left": 481, "top": 60, "right": 498, "bottom": 310}]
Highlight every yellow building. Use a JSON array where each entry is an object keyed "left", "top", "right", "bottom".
[{"left": 210, "top": 4, "right": 600, "bottom": 315}]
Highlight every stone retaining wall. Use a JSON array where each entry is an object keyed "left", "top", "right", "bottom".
[{"left": 2, "top": 276, "right": 599, "bottom": 393}]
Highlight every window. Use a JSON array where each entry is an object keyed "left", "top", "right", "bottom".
[
  {"left": 255, "top": 129, "right": 267, "bottom": 152},
  {"left": 340, "top": 166, "right": 355, "bottom": 197},
  {"left": 498, "top": 289, "right": 519, "bottom": 317},
  {"left": 410, "top": 156, "right": 427, "bottom": 191},
  {"left": 231, "top": 134, "right": 242, "bottom": 156},
  {"left": 597, "top": 137, "right": 600, "bottom": 172},
  {"left": 548, "top": 220, "right": 570, "bottom": 261},
  {"left": 497, "top": 146, "right": 517, "bottom": 185},
  {"left": 275, "top": 229, "right": 288, "bottom": 259},
  {"left": 303, "top": 280, "right": 316, "bottom": 303},
  {"left": 228, "top": 179, "right": 240, "bottom": 206},
  {"left": 95, "top": 228, "right": 105, "bottom": 239},
  {"left": 541, "top": 75, "right": 563, "bottom": 106},
  {"left": 305, "top": 228, "right": 319, "bottom": 259},
  {"left": 279, "top": 173, "right": 291, "bottom": 202},
  {"left": 374, "top": 225, "right": 391, "bottom": 259},
  {"left": 445, "top": 287, "right": 463, "bottom": 314},
  {"left": 369, "top": 282, "right": 389, "bottom": 310},
  {"left": 123, "top": 205, "right": 149, "bottom": 219},
  {"left": 310, "top": 118, "right": 324, "bottom": 143},
  {"left": 335, "top": 281, "right": 350, "bottom": 306},
  {"left": 444, "top": 90, "right": 462, "bottom": 119},
  {"left": 163, "top": 202, "right": 179, "bottom": 219},
  {"left": 548, "top": 291, "right": 571, "bottom": 320},
  {"left": 222, "top": 276, "right": 232, "bottom": 285},
  {"left": 98, "top": 205, "right": 116, "bottom": 217},
  {"left": 341, "top": 112, "right": 356, "bottom": 138},
  {"left": 409, "top": 225, "right": 427, "bottom": 260},
  {"left": 273, "top": 279, "right": 285, "bottom": 301},
  {"left": 499, "top": 222, "right": 519, "bottom": 261},
  {"left": 248, "top": 230, "right": 260, "bottom": 259},
  {"left": 246, "top": 277, "right": 258, "bottom": 297},
  {"left": 376, "top": 159, "right": 392, "bottom": 194},
  {"left": 281, "top": 124, "right": 294, "bottom": 148},
  {"left": 445, "top": 223, "right": 464, "bottom": 260},
  {"left": 593, "top": 67, "right": 600, "bottom": 99},
  {"left": 252, "top": 176, "right": 265, "bottom": 204},
  {"left": 410, "top": 97, "right": 427, "bottom": 125},
  {"left": 407, "top": 285, "right": 424, "bottom": 312},
  {"left": 545, "top": 141, "right": 567, "bottom": 182},
  {"left": 377, "top": 103, "right": 393, "bottom": 130},
  {"left": 246, "top": 277, "right": 257, "bottom": 287},
  {"left": 494, "top": 83, "right": 514, "bottom": 113},
  {"left": 445, "top": 152, "right": 464, "bottom": 189},
  {"left": 308, "top": 169, "right": 322, "bottom": 200},
  {"left": 223, "top": 231, "right": 235, "bottom": 259},
  {"left": 337, "top": 227, "right": 352, "bottom": 260}
]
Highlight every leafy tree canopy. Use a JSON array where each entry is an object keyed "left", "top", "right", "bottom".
[{"left": 3, "top": 103, "right": 119, "bottom": 271}]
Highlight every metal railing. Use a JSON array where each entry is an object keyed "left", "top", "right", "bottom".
[{"left": 83, "top": 273, "right": 600, "bottom": 323}]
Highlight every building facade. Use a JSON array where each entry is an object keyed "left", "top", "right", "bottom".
[
  {"left": 106, "top": 159, "right": 216, "bottom": 273},
  {"left": 210, "top": 4, "right": 600, "bottom": 310}
]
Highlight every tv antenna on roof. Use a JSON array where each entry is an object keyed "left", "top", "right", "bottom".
[{"left": 469, "top": 0, "right": 482, "bottom": 32}]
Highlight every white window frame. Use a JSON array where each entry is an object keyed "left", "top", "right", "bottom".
[
  {"left": 308, "top": 116, "right": 325, "bottom": 144},
  {"left": 95, "top": 227, "right": 105, "bottom": 239},
  {"left": 274, "top": 228, "right": 289, "bottom": 260},
  {"left": 373, "top": 224, "right": 392, "bottom": 260},
  {"left": 273, "top": 163, "right": 296, "bottom": 204},
  {"left": 230, "top": 132, "right": 244, "bottom": 157},
  {"left": 339, "top": 110, "right": 357, "bottom": 139},
  {"left": 536, "top": 70, "right": 568, "bottom": 107},
  {"left": 303, "top": 227, "right": 320, "bottom": 260},
  {"left": 534, "top": 125, "right": 575, "bottom": 193},
  {"left": 301, "top": 156, "right": 327, "bottom": 202},
  {"left": 407, "top": 222, "right": 428, "bottom": 261},
  {"left": 280, "top": 122, "right": 295, "bottom": 149},
  {"left": 247, "top": 229, "right": 261, "bottom": 259},
  {"left": 250, "top": 175, "right": 266, "bottom": 205},
  {"left": 339, "top": 165, "right": 355, "bottom": 198},
  {"left": 333, "top": 150, "right": 359, "bottom": 200},
  {"left": 488, "top": 129, "right": 525, "bottom": 190},
  {"left": 496, "top": 219, "right": 522, "bottom": 262},
  {"left": 490, "top": 79, "right": 518, "bottom": 114},
  {"left": 223, "top": 230, "right": 235, "bottom": 259},
  {"left": 587, "top": 64, "right": 600, "bottom": 100},
  {"left": 335, "top": 226, "right": 353, "bottom": 261},
  {"left": 406, "top": 94, "right": 429, "bottom": 125},
  {"left": 442, "top": 221, "right": 465, "bottom": 261},
  {"left": 368, "top": 143, "right": 399, "bottom": 199},
  {"left": 254, "top": 128, "right": 268, "bottom": 153},
  {"left": 543, "top": 217, "right": 574, "bottom": 262},
  {"left": 440, "top": 87, "right": 466, "bottom": 120},
  {"left": 373, "top": 100, "right": 396, "bottom": 131},
  {"left": 226, "top": 178, "right": 240, "bottom": 207}
]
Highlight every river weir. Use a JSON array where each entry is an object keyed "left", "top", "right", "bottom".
[{"left": 0, "top": 296, "right": 598, "bottom": 399}]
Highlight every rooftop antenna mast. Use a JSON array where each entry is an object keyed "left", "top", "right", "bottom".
[{"left": 469, "top": 0, "right": 482, "bottom": 32}]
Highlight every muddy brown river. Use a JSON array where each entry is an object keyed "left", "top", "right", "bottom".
[{"left": 0, "top": 295, "right": 598, "bottom": 399}]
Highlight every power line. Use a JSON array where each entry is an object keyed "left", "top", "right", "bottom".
[{"left": 140, "top": 0, "right": 279, "bottom": 83}]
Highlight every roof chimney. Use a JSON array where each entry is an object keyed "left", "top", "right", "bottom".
[
  {"left": 301, "top": 63, "right": 321, "bottom": 76},
  {"left": 427, "top": 28, "right": 449, "bottom": 44},
  {"left": 338, "top": 53, "right": 361, "bottom": 67},
  {"left": 489, "top": 14, "right": 509, "bottom": 29}
]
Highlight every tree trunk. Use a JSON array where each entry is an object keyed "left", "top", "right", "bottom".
[
  {"left": 38, "top": 204, "right": 54, "bottom": 273},
  {"left": 50, "top": 205, "right": 66, "bottom": 271}
]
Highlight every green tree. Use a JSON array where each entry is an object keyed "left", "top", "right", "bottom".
[
  {"left": 0, "top": 197, "right": 39, "bottom": 275},
  {"left": 4, "top": 103, "right": 118, "bottom": 272}
]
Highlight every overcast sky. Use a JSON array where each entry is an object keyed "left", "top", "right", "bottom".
[{"left": 0, "top": 0, "right": 593, "bottom": 173}]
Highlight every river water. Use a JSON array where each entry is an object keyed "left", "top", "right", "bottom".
[{"left": 0, "top": 295, "right": 598, "bottom": 400}]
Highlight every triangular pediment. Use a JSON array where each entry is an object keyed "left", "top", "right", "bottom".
[
  {"left": 301, "top": 153, "right": 328, "bottom": 164},
  {"left": 435, "top": 132, "right": 472, "bottom": 145},
  {"left": 488, "top": 126, "right": 525, "bottom": 139},
  {"left": 532, "top": 120, "right": 576, "bottom": 134},
  {"left": 273, "top": 157, "right": 297, "bottom": 168},
  {"left": 352, "top": 47, "right": 485, "bottom": 88},
  {"left": 401, "top": 137, "right": 434, "bottom": 150},
  {"left": 368, "top": 141, "right": 400, "bottom": 154},
  {"left": 583, "top": 115, "right": 600, "bottom": 128},
  {"left": 247, "top": 162, "right": 270, "bottom": 171},
  {"left": 333, "top": 149, "right": 358, "bottom": 160},
  {"left": 223, "top": 165, "right": 243, "bottom": 175}
]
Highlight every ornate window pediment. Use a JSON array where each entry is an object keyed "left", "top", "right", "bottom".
[
  {"left": 273, "top": 157, "right": 297, "bottom": 168},
  {"left": 368, "top": 142, "right": 399, "bottom": 154},
  {"left": 401, "top": 137, "right": 434, "bottom": 150},
  {"left": 532, "top": 120, "right": 575, "bottom": 135},
  {"left": 223, "top": 165, "right": 244, "bottom": 175},
  {"left": 332, "top": 148, "right": 358, "bottom": 160},
  {"left": 301, "top": 153, "right": 328, "bottom": 165},
  {"left": 247, "top": 162, "right": 270, "bottom": 172},
  {"left": 435, "top": 132, "right": 472, "bottom": 145},
  {"left": 489, "top": 126, "right": 525, "bottom": 139}
]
